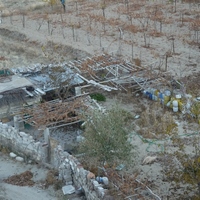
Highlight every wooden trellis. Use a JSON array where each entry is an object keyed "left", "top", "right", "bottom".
[
  {"left": 16, "top": 95, "right": 88, "bottom": 129},
  {"left": 65, "top": 53, "right": 170, "bottom": 92}
]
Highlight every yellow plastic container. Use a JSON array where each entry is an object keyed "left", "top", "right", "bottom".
[
  {"left": 170, "top": 97, "right": 175, "bottom": 109},
  {"left": 164, "top": 96, "right": 170, "bottom": 105},
  {"left": 178, "top": 101, "right": 184, "bottom": 111},
  {"left": 154, "top": 90, "right": 159, "bottom": 96},
  {"left": 191, "top": 102, "right": 200, "bottom": 118}
]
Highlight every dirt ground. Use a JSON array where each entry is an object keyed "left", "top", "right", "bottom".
[
  {"left": 0, "top": 0, "right": 200, "bottom": 199},
  {"left": 0, "top": 151, "right": 86, "bottom": 200},
  {"left": 0, "top": 0, "right": 200, "bottom": 75},
  {"left": 0, "top": 152, "right": 57, "bottom": 200}
]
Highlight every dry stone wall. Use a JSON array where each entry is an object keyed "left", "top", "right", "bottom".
[
  {"left": 54, "top": 145, "right": 105, "bottom": 200},
  {"left": 0, "top": 123, "right": 106, "bottom": 200},
  {"left": 0, "top": 122, "right": 44, "bottom": 162}
]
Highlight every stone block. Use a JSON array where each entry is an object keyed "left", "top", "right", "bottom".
[
  {"left": 65, "top": 181, "right": 73, "bottom": 185},
  {"left": 63, "top": 174, "right": 72, "bottom": 180},
  {"left": 29, "top": 135, "right": 33, "bottom": 140},
  {"left": 97, "top": 186, "right": 105, "bottom": 198},
  {"left": 7, "top": 128, "right": 12, "bottom": 133},
  {"left": 92, "top": 180, "right": 100, "bottom": 190},
  {"left": 10, "top": 152, "right": 17, "bottom": 158},
  {"left": 34, "top": 142, "right": 41, "bottom": 149},
  {"left": 2, "top": 124, "right": 8, "bottom": 128},
  {"left": 65, "top": 158, "right": 69, "bottom": 163},
  {"left": 79, "top": 168, "right": 87, "bottom": 181},
  {"left": 62, "top": 185, "right": 75, "bottom": 195},
  {"left": 16, "top": 156, "right": 24, "bottom": 162},
  {"left": 64, "top": 169, "right": 72, "bottom": 175},
  {"left": 36, "top": 154, "right": 42, "bottom": 161},
  {"left": 59, "top": 163, "right": 66, "bottom": 169},
  {"left": 88, "top": 191, "right": 100, "bottom": 200},
  {"left": 13, "top": 129, "right": 18, "bottom": 134},
  {"left": 14, "top": 116, "right": 24, "bottom": 130},
  {"left": 19, "top": 132, "right": 27, "bottom": 137}
]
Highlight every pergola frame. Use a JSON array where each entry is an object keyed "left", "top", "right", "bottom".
[{"left": 65, "top": 54, "right": 170, "bottom": 92}]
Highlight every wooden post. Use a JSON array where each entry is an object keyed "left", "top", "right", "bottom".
[
  {"left": 44, "top": 128, "right": 50, "bottom": 163},
  {"left": 22, "top": 14, "right": 25, "bottom": 28},
  {"left": 165, "top": 54, "right": 168, "bottom": 72}
]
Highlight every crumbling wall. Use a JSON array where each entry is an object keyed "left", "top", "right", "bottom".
[
  {"left": 0, "top": 122, "right": 44, "bottom": 161},
  {"left": 0, "top": 123, "right": 107, "bottom": 200},
  {"left": 54, "top": 145, "right": 106, "bottom": 200}
]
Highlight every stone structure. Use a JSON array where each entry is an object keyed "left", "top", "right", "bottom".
[
  {"left": 0, "top": 73, "right": 41, "bottom": 119},
  {"left": 54, "top": 145, "right": 105, "bottom": 199},
  {"left": 0, "top": 123, "right": 106, "bottom": 200},
  {"left": 0, "top": 122, "right": 43, "bottom": 162}
]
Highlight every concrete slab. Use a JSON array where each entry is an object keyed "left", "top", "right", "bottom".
[
  {"left": 62, "top": 185, "right": 75, "bottom": 195},
  {"left": 0, "top": 75, "right": 33, "bottom": 93}
]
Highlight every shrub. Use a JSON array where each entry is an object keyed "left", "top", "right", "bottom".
[{"left": 90, "top": 93, "right": 106, "bottom": 101}]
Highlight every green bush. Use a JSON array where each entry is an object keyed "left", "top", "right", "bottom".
[{"left": 90, "top": 93, "right": 106, "bottom": 102}]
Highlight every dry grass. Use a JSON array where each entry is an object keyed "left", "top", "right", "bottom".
[
  {"left": 184, "top": 72, "right": 200, "bottom": 96},
  {"left": 0, "top": 145, "right": 10, "bottom": 154},
  {"left": 134, "top": 58, "right": 141, "bottom": 67},
  {"left": 3, "top": 171, "right": 34, "bottom": 186},
  {"left": 182, "top": 0, "right": 200, "bottom": 2},
  {"left": 149, "top": 30, "right": 165, "bottom": 37},
  {"left": 136, "top": 103, "right": 178, "bottom": 139},
  {"left": 43, "top": 169, "right": 63, "bottom": 190}
]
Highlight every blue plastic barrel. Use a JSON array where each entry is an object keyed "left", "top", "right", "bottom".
[{"left": 159, "top": 92, "right": 164, "bottom": 99}]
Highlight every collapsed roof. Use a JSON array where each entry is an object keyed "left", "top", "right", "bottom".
[
  {"left": 14, "top": 53, "right": 170, "bottom": 94},
  {"left": 6, "top": 54, "right": 170, "bottom": 128},
  {"left": 15, "top": 64, "right": 84, "bottom": 92},
  {"left": 0, "top": 69, "right": 37, "bottom": 108},
  {"left": 0, "top": 74, "right": 33, "bottom": 94}
]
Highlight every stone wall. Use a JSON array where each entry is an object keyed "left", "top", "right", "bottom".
[
  {"left": 0, "top": 122, "right": 45, "bottom": 162},
  {"left": 54, "top": 145, "right": 106, "bottom": 200},
  {"left": 0, "top": 123, "right": 107, "bottom": 200}
]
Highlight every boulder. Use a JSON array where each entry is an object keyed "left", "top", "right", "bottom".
[{"left": 10, "top": 152, "right": 17, "bottom": 158}]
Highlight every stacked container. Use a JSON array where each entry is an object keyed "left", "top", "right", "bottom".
[
  {"left": 164, "top": 90, "right": 171, "bottom": 105},
  {"left": 172, "top": 99, "right": 179, "bottom": 112}
]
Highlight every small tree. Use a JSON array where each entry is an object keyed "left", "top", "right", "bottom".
[
  {"left": 78, "top": 105, "right": 137, "bottom": 168},
  {"left": 42, "top": 65, "right": 78, "bottom": 101}
]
